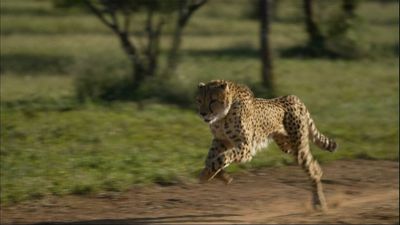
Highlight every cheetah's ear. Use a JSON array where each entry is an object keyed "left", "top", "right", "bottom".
[{"left": 198, "top": 82, "right": 206, "bottom": 89}]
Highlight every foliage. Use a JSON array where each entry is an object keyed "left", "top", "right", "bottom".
[
  {"left": 72, "top": 53, "right": 196, "bottom": 105},
  {"left": 277, "top": 0, "right": 369, "bottom": 59},
  {"left": 73, "top": 54, "right": 135, "bottom": 101},
  {"left": 322, "top": 8, "right": 369, "bottom": 58}
]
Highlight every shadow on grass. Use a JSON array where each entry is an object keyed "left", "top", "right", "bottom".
[
  {"left": 279, "top": 42, "right": 400, "bottom": 59},
  {"left": 1, "top": 97, "right": 79, "bottom": 113},
  {"left": 394, "top": 42, "right": 399, "bottom": 56},
  {"left": 184, "top": 46, "right": 259, "bottom": 59},
  {"left": 280, "top": 45, "right": 345, "bottom": 59},
  {"left": 0, "top": 8, "right": 64, "bottom": 17},
  {"left": 1, "top": 53, "right": 74, "bottom": 75},
  {"left": 365, "top": 18, "right": 399, "bottom": 26},
  {"left": 27, "top": 214, "right": 241, "bottom": 225}
]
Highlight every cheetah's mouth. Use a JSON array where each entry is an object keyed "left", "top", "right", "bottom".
[
  {"left": 201, "top": 114, "right": 220, "bottom": 124},
  {"left": 203, "top": 118, "right": 211, "bottom": 123},
  {"left": 202, "top": 116, "right": 215, "bottom": 123}
]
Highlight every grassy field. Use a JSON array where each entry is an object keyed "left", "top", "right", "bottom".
[{"left": 1, "top": 0, "right": 398, "bottom": 205}]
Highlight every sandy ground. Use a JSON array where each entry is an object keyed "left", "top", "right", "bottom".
[{"left": 1, "top": 159, "right": 398, "bottom": 224}]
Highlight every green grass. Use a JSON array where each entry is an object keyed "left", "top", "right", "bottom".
[{"left": 1, "top": 0, "right": 398, "bottom": 205}]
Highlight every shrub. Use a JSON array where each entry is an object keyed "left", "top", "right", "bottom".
[
  {"left": 134, "top": 77, "right": 196, "bottom": 106},
  {"left": 323, "top": 10, "right": 370, "bottom": 59},
  {"left": 73, "top": 54, "right": 134, "bottom": 101},
  {"left": 74, "top": 54, "right": 196, "bottom": 106}
]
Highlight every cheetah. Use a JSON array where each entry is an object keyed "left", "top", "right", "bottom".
[{"left": 196, "top": 80, "right": 337, "bottom": 211}]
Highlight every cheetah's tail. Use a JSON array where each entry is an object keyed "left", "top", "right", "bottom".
[{"left": 307, "top": 113, "right": 338, "bottom": 152}]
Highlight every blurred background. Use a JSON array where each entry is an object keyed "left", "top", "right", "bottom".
[{"left": 0, "top": 0, "right": 398, "bottom": 205}]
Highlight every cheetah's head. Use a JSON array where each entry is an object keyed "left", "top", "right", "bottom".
[{"left": 196, "top": 80, "right": 233, "bottom": 124}]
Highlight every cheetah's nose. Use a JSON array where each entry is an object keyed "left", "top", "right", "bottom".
[{"left": 200, "top": 112, "right": 207, "bottom": 117}]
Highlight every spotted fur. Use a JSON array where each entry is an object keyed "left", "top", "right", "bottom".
[{"left": 196, "top": 80, "right": 337, "bottom": 211}]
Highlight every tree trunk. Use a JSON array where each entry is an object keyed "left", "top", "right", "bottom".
[
  {"left": 259, "top": 0, "right": 273, "bottom": 90},
  {"left": 118, "top": 33, "right": 145, "bottom": 86},
  {"left": 342, "top": 0, "right": 357, "bottom": 18},
  {"left": 164, "top": 4, "right": 187, "bottom": 79},
  {"left": 165, "top": 24, "right": 183, "bottom": 78},
  {"left": 145, "top": 8, "right": 158, "bottom": 78},
  {"left": 164, "top": 0, "right": 207, "bottom": 78},
  {"left": 303, "top": 0, "right": 324, "bottom": 48},
  {"left": 271, "top": 0, "right": 279, "bottom": 21}
]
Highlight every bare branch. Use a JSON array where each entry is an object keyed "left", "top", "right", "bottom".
[
  {"left": 155, "top": 15, "right": 166, "bottom": 36},
  {"left": 123, "top": 11, "right": 131, "bottom": 35},
  {"left": 178, "top": 0, "right": 207, "bottom": 26},
  {"left": 188, "top": 0, "right": 208, "bottom": 12},
  {"left": 145, "top": 7, "right": 154, "bottom": 38},
  {"left": 144, "top": 7, "right": 154, "bottom": 56},
  {"left": 164, "top": 0, "right": 207, "bottom": 77},
  {"left": 153, "top": 14, "right": 166, "bottom": 54},
  {"left": 109, "top": 10, "right": 121, "bottom": 32},
  {"left": 83, "top": 0, "right": 118, "bottom": 33}
]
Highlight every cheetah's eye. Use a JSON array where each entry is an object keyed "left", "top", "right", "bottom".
[
  {"left": 209, "top": 99, "right": 222, "bottom": 106},
  {"left": 210, "top": 99, "right": 222, "bottom": 104}
]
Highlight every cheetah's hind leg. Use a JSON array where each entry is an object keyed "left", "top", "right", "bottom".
[
  {"left": 313, "top": 180, "right": 328, "bottom": 212},
  {"left": 298, "top": 149, "right": 328, "bottom": 212}
]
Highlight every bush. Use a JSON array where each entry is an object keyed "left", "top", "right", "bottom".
[
  {"left": 281, "top": 1, "right": 371, "bottom": 59},
  {"left": 75, "top": 73, "right": 135, "bottom": 102},
  {"left": 75, "top": 73, "right": 197, "bottom": 106},
  {"left": 134, "top": 77, "right": 196, "bottom": 106},
  {"left": 73, "top": 54, "right": 134, "bottom": 101},
  {"left": 74, "top": 54, "right": 196, "bottom": 106},
  {"left": 323, "top": 11, "right": 370, "bottom": 59}
]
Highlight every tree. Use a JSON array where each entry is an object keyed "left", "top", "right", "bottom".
[
  {"left": 259, "top": 0, "right": 273, "bottom": 91},
  {"left": 342, "top": 0, "right": 358, "bottom": 18},
  {"left": 303, "top": 0, "right": 325, "bottom": 51},
  {"left": 83, "top": 0, "right": 206, "bottom": 88},
  {"left": 301, "top": 0, "right": 362, "bottom": 58},
  {"left": 164, "top": 0, "right": 207, "bottom": 77}
]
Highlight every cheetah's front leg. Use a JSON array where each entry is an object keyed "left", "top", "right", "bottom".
[
  {"left": 199, "top": 140, "right": 236, "bottom": 184},
  {"left": 199, "top": 168, "right": 233, "bottom": 184}
]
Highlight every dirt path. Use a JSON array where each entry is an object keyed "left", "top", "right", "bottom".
[{"left": 1, "top": 160, "right": 398, "bottom": 224}]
